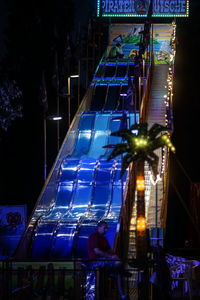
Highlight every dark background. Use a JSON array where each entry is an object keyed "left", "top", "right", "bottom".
[{"left": 0, "top": 0, "right": 200, "bottom": 249}]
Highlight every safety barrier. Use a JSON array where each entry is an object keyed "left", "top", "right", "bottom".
[{"left": 0, "top": 259, "right": 138, "bottom": 300}]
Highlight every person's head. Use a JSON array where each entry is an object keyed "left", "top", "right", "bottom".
[{"left": 97, "top": 220, "right": 108, "bottom": 235}]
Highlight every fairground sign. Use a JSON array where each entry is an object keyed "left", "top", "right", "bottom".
[{"left": 97, "top": 0, "right": 189, "bottom": 17}]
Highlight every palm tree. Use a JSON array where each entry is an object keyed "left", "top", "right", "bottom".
[{"left": 105, "top": 122, "right": 175, "bottom": 259}]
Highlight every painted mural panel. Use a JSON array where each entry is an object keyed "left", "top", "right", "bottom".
[
  {"left": 153, "top": 24, "right": 173, "bottom": 64},
  {"left": 106, "top": 23, "right": 173, "bottom": 64},
  {"left": 107, "top": 24, "right": 144, "bottom": 59}
]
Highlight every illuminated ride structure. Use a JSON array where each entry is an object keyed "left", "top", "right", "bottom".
[{"left": 15, "top": 0, "right": 186, "bottom": 262}]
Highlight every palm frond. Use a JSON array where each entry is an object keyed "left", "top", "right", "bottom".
[
  {"left": 111, "top": 129, "right": 132, "bottom": 143},
  {"left": 149, "top": 134, "right": 174, "bottom": 152},
  {"left": 120, "top": 153, "right": 134, "bottom": 177},
  {"left": 120, "top": 152, "right": 145, "bottom": 177},
  {"left": 104, "top": 122, "right": 175, "bottom": 178},
  {"left": 107, "top": 143, "right": 128, "bottom": 161},
  {"left": 137, "top": 122, "right": 148, "bottom": 136},
  {"left": 148, "top": 123, "right": 169, "bottom": 140}
]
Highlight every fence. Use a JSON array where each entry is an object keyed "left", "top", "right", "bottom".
[
  {"left": 0, "top": 259, "right": 139, "bottom": 300},
  {"left": 1, "top": 256, "right": 200, "bottom": 300},
  {"left": 0, "top": 260, "right": 84, "bottom": 300}
]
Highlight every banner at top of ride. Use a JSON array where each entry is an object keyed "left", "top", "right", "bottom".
[{"left": 97, "top": 0, "right": 189, "bottom": 17}]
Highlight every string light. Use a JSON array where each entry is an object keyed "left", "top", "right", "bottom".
[
  {"left": 149, "top": 21, "right": 177, "bottom": 182},
  {"left": 150, "top": 173, "right": 162, "bottom": 185}
]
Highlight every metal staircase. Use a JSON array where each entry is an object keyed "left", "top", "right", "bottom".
[
  {"left": 127, "top": 64, "right": 171, "bottom": 260},
  {"left": 146, "top": 64, "right": 169, "bottom": 229}
]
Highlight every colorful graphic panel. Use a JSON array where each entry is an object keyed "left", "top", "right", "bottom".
[
  {"left": 106, "top": 23, "right": 173, "bottom": 64},
  {"left": 106, "top": 24, "right": 150, "bottom": 59},
  {"left": 97, "top": 0, "right": 189, "bottom": 17},
  {"left": 0, "top": 205, "right": 27, "bottom": 258},
  {"left": 153, "top": 24, "right": 173, "bottom": 64}
]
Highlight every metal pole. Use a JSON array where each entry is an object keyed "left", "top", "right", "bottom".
[
  {"left": 56, "top": 92, "right": 60, "bottom": 153},
  {"left": 78, "top": 60, "right": 80, "bottom": 107},
  {"left": 121, "top": 154, "right": 124, "bottom": 209},
  {"left": 152, "top": 23, "right": 154, "bottom": 57},
  {"left": 155, "top": 183, "right": 158, "bottom": 231},
  {"left": 86, "top": 45, "right": 88, "bottom": 89},
  {"left": 143, "top": 59, "right": 145, "bottom": 78},
  {"left": 134, "top": 88, "right": 137, "bottom": 124},
  {"left": 55, "top": 53, "right": 60, "bottom": 152},
  {"left": 139, "top": 76, "right": 141, "bottom": 109},
  {"left": 67, "top": 76, "right": 71, "bottom": 128},
  {"left": 44, "top": 117, "right": 47, "bottom": 182}
]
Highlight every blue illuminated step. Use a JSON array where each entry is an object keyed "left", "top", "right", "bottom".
[
  {"left": 50, "top": 222, "right": 78, "bottom": 258},
  {"left": 90, "top": 85, "right": 107, "bottom": 111},
  {"left": 104, "top": 64, "right": 116, "bottom": 78},
  {"left": 32, "top": 221, "right": 58, "bottom": 259},
  {"left": 87, "top": 114, "right": 110, "bottom": 158},
  {"left": 104, "top": 85, "right": 121, "bottom": 111},
  {"left": 116, "top": 64, "right": 128, "bottom": 78},
  {"left": 71, "top": 113, "right": 96, "bottom": 157}
]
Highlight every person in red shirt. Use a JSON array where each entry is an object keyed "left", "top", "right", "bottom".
[{"left": 87, "top": 221, "right": 128, "bottom": 300}]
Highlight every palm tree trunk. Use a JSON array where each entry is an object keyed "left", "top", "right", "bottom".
[
  {"left": 136, "top": 160, "right": 147, "bottom": 260},
  {"left": 136, "top": 161, "right": 149, "bottom": 300}
]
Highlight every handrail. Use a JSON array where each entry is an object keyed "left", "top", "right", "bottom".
[
  {"left": 14, "top": 214, "right": 43, "bottom": 259},
  {"left": 140, "top": 53, "right": 154, "bottom": 123}
]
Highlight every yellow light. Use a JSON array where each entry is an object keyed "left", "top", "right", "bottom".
[
  {"left": 162, "top": 135, "right": 168, "bottom": 141},
  {"left": 134, "top": 137, "right": 148, "bottom": 148},
  {"left": 136, "top": 217, "right": 146, "bottom": 231},
  {"left": 136, "top": 176, "right": 145, "bottom": 191},
  {"left": 171, "top": 146, "right": 176, "bottom": 153}
]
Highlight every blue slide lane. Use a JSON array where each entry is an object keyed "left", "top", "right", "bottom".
[{"left": 32, "top": 112, "right": 139, "bottom": 259}]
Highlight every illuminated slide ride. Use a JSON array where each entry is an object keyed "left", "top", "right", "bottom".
[{"left": 16, "top": 22, "right": 176, "bottom": 261}]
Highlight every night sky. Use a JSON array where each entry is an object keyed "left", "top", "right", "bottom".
[{"left": 0, "top": 0, "right": 200, "bottom": 249}]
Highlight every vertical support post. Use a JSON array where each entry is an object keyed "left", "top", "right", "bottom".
[
  {"left": 151, "top": 23, "right": 154, "bottom": 57},
  {"left": 134, "top": 91, "right": 137, "bottom": 125},
  {"left": 55, "top": 53, "right": 60, "bottom": 152},
  {"left": 5, "top": 260, "right": 12, "bottom": 300},
  {"left": 139, "top": 76, "right": 141, "bottom": 110},
  {"left": 92, "top": 32, "right": 95, "bottom": 72},
  {"left": 67, "top": 76, "right": 71, "bottom": 128},
  {"left": 78, "top": 60, "right": 80, "bottom": 107},
  {"left": 86, "top": 45, "right": 89, "bottom": 88},
  {"left": 74, "top": 262, "right": 82, "bottom": 300},
  {"left": 136, "top": 161, "right": 147, "bottom": 260},
  {"left": 121, "top": 154, "right": 124, "bottom": 208},
  {"left": 44, "top": 117, "right": 47, "bottom": 182},
  {"left": 56, "top": 95, "right": 60, "bottom": 153},
  {"left": 155, "top": 183, "right": 158, "bottom": 230},
  {"left": 143, "top": 59, "right": 145, "bottom": 78},
  {"left": 155, "top": 183, "right": 158, "bottom": 246},
  {"left": 95, "top": 268, "right": 100, "bottom": 300}
]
